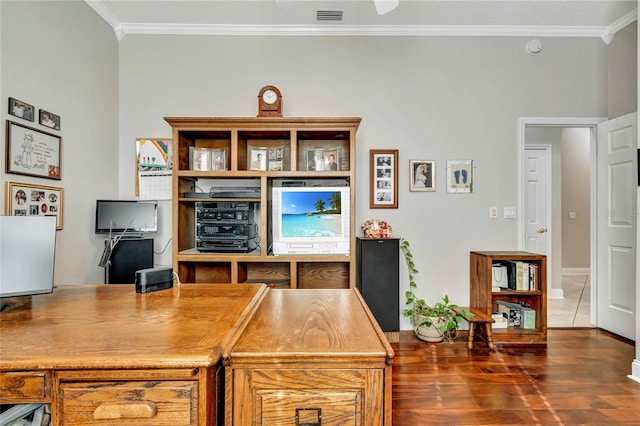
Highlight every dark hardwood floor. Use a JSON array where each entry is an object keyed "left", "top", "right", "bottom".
[{"left": 391, "top": 329, "right": 640, "bottom": 425}]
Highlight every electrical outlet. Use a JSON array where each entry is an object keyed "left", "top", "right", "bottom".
[{"left": 490, "top": 207, "right": 498, "bottom": 218}]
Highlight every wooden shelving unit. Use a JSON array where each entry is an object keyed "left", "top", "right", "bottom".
[
  {"left": 165, "top": 117, "right": 361, "bottom": 289},
  {"left": 470, "top": 251, "right": 547, "bottom": 347}
]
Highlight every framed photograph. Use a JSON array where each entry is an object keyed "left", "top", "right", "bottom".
[
  {"left": 212, "top": 149, "right": 227, "bottom": 171},
  {"left": 410, "top": 160, "right": 436, "bottom": 192},
  {"left": 268, "top": 160, "right": 283, "bottom": 171},
  {"left": 370, "top": 149, "right": 398, "bottom": 209},
  {"left": 323, "top": 149, "right": 339, "bottom": 171},
  {"left": 307, "top": 148, "right": 325, "bottom": 171},
  {"left": 190, "top": 146, "right": 211, "bottom": 170},
  {"left": 8, "top": 97, "right": 34, "bottom": 122},
  {"left": 5, "top": 181, "right": 63, "bottom": 230},
  {"left": 39, "top": 109, "right": 60, "bottom": 131},
  {"left": 6, "top": 120, "right": 61, "bottom": 180},
  {"left": 447, "top": 160, "right": 473, "bottom": 193},
  {"left": 249, "top": 147, "right": 267, "bottom": 171}
]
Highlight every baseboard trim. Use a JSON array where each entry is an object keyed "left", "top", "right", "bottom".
[
  {"left": 561, "top": 268, "right": 590, "bottom": 276},
  {"left": 628, "top": 359, "right": 640, "bottom": 384}
]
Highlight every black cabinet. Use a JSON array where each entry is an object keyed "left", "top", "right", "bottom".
[
  {"left": 356, "top": 237, "right": 399, "bottom": 332},
  {"left": 105, "top": 238, "right": 154, "bottom": 284}
]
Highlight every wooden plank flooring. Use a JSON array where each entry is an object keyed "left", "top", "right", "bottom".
[{"left": 391, "top": 329, "right": 640, "bottom": 425}]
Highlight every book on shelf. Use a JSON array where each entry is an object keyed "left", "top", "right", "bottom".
[
  {"left": 499, "top": 261, "right": 539, "bottom": 291},
  {"left": 521, "top": 307, "right": 536, "bottom": 329},
  {"left": 492, "top": 312, "right": 508, "bottom": 329},
  {"left": 495, "top": 301, "right": 536, "bottom": 329}
]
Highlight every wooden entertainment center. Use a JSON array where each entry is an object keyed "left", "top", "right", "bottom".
[
  {"left": 0, "top": 284, "right": 393, "bottom": 425},
  {"left": 165, "top": 116, "right": 360, "bottom": 289}
]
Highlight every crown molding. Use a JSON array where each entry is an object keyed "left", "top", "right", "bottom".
[
  {"left": 601, "top": 8, "right": 638, "bottom": 44},
  {"left": 84, "top": 1, "right": 637, "bottom": 43},
  {"left": 117, "top": 23, "right": 609, "bottom": 39}
]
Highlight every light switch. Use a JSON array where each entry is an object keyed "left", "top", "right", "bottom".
[
  {"left": 569, "top": 212, "right": 577, "bottom": 220},
  {"left": 490, "top": 207, "right": 498, "bottom": 218},
  {"left": 504, "top": 207, "right": 517, "bottom": 219}
]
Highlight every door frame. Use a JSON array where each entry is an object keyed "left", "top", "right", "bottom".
[{"left": 517, "top": 117, "right": 606, "bottom": 316}]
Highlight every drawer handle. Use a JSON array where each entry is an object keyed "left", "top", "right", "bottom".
[
  {"left": 93, "top": 401, "right": 158, "bottom": 419},
  {"left": 295, "top": 408, "right": 322, "bottom": 426}
]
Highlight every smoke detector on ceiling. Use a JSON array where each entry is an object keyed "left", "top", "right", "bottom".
[{"left": 526, "top": 39, "right": 543, "bottom": 54}]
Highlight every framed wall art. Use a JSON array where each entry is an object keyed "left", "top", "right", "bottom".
[
  {"left": 136, "top": 138, "right": 173, "bottom": 200},
  {"left": 8, "top": 97, "right": 34, "bottom": 122},
  {"left": 446, "top": 159, "right": 473, "bottom": 193},
  {"left": 6, "top": 120, "right": 61, "bottom": 180},
  {"left": 410, "top": 160, "right": 436, "bottom": 192},
  {"left": 39, "top": 109, "right": 61, "bottom": 131},
  {"left": 370, "top": 149, "right": 398, "bottom": 209},
  {"left": 5, "top": 181, "right": 63, "bottom": 230}
]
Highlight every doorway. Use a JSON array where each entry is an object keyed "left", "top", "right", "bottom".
[{"left": 518, "top": 118, "right": 602, "bottom": 328}]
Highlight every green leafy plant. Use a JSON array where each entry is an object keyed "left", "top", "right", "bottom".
[{"left": 401, "top": 238, "right": 472, "bottom": 342}]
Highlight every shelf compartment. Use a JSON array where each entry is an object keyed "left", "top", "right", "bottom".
[
  {"left": 176, "top": 261, "right": 231, "bottom": 284},
  {"left": 297, "top": 137, "right": 351, "bottom": 173},
  {"left": 296, "top": 262, "right": 349, "bottom": 289},
  {"left": 176, "top": 130, "right": 232, "bottom": 172},
  {"left": 239, "top": 131, "right": 291, "bottom": 172},
  {"left": 239, "top": 262, "right": 291, "bottom": 288}
]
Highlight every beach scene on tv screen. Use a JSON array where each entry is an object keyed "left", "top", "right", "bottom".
[{"left": 281, "top": 191, "right": 343, "bottom": 237}]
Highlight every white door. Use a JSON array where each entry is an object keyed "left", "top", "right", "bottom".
[
  {"left": 524, "top": 146, "right": 551, "bottom": 256},
  {"left": 596, "top": 112, "right": 637, "bottom": 340}
]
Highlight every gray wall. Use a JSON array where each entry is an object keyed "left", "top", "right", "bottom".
[
  {"left": 1, "top": 1, "right": 119, "bottom": 284},
  {"left": 609, "top": 22, "right": 637, "bottom": 119},
  {"left": 117, "top": 34, "right": 610, "bottom": 328}
]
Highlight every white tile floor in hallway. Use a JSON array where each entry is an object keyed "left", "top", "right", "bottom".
[{"left": 547, "top": 275, "right": 594, "bottom": 328}]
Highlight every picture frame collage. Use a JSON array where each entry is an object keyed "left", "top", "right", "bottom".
[
  {"left": 370, "top": 149, "right": 398, "bottom": 209},
  {"left": 409, "top": 159, "right": 473, "bottom": 193},
  {"left": 9, "top": 97, "right": 61, "bottom": 130},
  {"left": 306, "top": 147, "right": 339, "bottom": 172},
  {"left": 249, "top": 146, "right": 284, "bottom": 171},
  {"left": 190, "top": 146, "right": 228, "bottom": 171},
  {"left": 5, "top": 181, "right": 63, "bottom": 230},
  {"left": 5, "top": 96, "right": 64, "bottom": 229}
]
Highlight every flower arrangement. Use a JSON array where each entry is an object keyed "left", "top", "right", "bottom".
[{"left": 361, "top": 219, "right": 392, "bottom": 239}]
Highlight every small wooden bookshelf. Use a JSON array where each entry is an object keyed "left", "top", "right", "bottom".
[{"left": 470, "top": 251, "right": 547, "bottom": 347}]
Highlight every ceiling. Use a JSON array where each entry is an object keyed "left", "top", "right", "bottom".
[{"left": 86, "top": 0, "right": 638, "bottom": 42}]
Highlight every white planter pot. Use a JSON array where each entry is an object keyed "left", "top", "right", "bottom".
[{"left": 413, "top": 315, "right": 445, "bottom": 343}]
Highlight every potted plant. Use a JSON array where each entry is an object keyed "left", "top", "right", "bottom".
[{"left": 400, "top": 238, "right": 472, "bottom": 343}]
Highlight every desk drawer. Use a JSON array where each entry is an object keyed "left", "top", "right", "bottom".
[
  {"left": 260, "top": 389, "right": 361, "bottom": 425},
  {"left": 58, "top": 380, "right": 197, "bottom": 425},
  {"left": 0, "top": 371, "right": 49, "bottom": 402},
  {"left": 232, "top": 368, "right": 384, "bottom": 425}
]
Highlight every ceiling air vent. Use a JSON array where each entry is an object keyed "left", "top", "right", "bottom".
[{"left": 316, "top": 10, "right": 344, "bottom": 22}]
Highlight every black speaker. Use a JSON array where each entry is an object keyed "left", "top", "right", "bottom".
[
  {"left": 356, "top": 237, "right": 399, "bottom": 332},
  {"left": 106, "top": 238, "right": 154, "bottom": 284}
]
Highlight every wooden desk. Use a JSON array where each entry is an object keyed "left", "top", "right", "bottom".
[
  {"left": 1, "top": 285, "right": 393, "bottom": 425},
  {"left": 0, "top": 284, "right": 268, "bottom": 425},
  {"left": 226, "top": 289, "right": 395, "bottom": 425}
]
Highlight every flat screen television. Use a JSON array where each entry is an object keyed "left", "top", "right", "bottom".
[
  {"left": 95, "top": 200, "right": 158, "bottom": 235},
  {"left": 0, "top": 216, "right": 57, "bottom": 301},
  {"left": 271, "top": 186, "right": 350, "bottom": 255}
]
